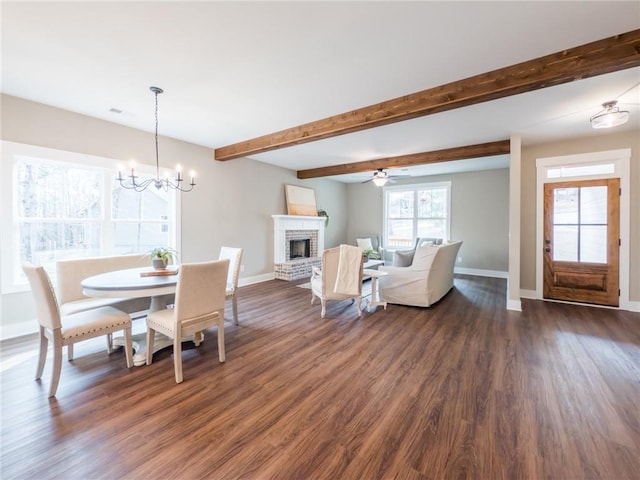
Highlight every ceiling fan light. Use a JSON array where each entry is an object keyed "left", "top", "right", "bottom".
[
  {"left": 372, "top": 177, "right": 388, "bottom": 187},
  {"left": 590, "top": 101, "right": 629, "bottom": 129}
]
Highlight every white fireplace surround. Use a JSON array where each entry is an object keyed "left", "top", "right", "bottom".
[{"left": 272, "top": 215, "right": 325, "bottom": 263}]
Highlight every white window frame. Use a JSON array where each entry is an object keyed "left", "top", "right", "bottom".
[
  {"left": 535, "top": 148, "right": 630, "bottom": 310},
  {"left": 1, "top": 141, "right": 181, "bottom": 293},
  {"left": 382, "top": 181, "right": 452, "bottom": 250}
]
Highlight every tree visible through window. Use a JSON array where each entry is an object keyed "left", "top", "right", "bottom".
[{"left": 384, "top": 182, "right": 451, "bottom": 249}]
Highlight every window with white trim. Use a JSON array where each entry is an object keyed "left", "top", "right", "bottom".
[
  {"left": 383, "top": 182, "right": 451, "bottom": 249},
  {"left": 1, "top": 141, "right": 179, "bottom": 292}
]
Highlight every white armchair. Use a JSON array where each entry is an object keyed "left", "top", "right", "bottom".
[
  {"left": 311, "top": 245, "right": 364, "bottom": 318},
  {"left": 379, "top": 241, "right": 462, "bottom": 307}
]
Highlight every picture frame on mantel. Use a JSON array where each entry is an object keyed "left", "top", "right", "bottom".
[{"left": 285, "top": 184, "right": 318, "bottom": 216}]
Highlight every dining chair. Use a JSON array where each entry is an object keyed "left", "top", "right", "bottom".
[
  {"left": 218, "top": 246, "right": 243, "bottom": 325},
  {"left": 145, "top": 259, "right": 229, "bottom": 383},
  {"left": 22, "top": 264, "right": 133, "bottom": 398}
]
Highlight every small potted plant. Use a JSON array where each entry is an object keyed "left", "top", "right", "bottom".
[
  {"left": 149, "top": 247, "right": 178, "bottom": 270},
  {"left": 363, "top": 248, "right": 381, "bottom": 260}
]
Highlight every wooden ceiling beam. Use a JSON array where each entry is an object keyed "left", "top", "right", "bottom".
[
  {"left": 215, "top": 29, "right": 640, "bottom": 162},
  {"left": 296, "top": 140, "right": 510, "bottom": 179}
]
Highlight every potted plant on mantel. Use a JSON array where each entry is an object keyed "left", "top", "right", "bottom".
[{"left": 149, "top": 247, "right": 178, "bottom": 270}]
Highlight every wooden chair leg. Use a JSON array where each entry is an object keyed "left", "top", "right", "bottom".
[
  {"left": 123, "top": 327, "right": 133, "bottom": 368},
  {"left": 217, "top": 318, "right": 226, "bottom": 363},
  {"left": 320, "top": 300, "right": 327, "bottom": 318},
  {"left": 146, "top": 328, "right": 155, "bottom": 365},
  {"left": 106, "top": 333, "right": 113, "bottom": 354},
  {"left": 173, "top": 337, "right": 183, "bottom": 384},
  {"left": 67, "top": 343, "right": 74, "bottom": 361},
  {"left": 35, "top": 328, "right": 48, "bottom": 380},
  {"left": 232, "top": 295, "right": 239, "bottom": 325},
  {"left": 49, "top": 335, "right": 63, "bottom": 398}
]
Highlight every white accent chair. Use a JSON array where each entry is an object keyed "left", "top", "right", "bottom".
[
  {"left": 219, "top": 246, "right": 243, "bottom": 325},
  {"left": 23, "top": 264, "right": 133, "bottom": 398},
  {"left": 145, "top": 259, "right": 229, "bottom": 384},
  {"left": 379, "top": 241, "right": 463, "bottom": 307},
  {"left": 311, "top": 245, "right": 364, "bottom": 318}
]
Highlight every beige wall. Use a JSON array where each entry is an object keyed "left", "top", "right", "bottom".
[
  {"left": 0, "top": 94, "right": 347, "bottom": 336},
  {"left": 521, "top": 130, "right": 639, "bottom": 301},
  {"left": 346, "top": 168, "right": 511, "bottom": 272}
]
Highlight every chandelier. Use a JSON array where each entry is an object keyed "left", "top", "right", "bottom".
[
  {"left": 590, "top": 100, "right": 629, "bottom": 129},
  {"left": 118, "top": 86, "right": 196, "bottom": 192}
]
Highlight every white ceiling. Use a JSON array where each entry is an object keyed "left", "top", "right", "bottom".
[{"left": 2, "top": 1, "right": 639, "bottom": 183}]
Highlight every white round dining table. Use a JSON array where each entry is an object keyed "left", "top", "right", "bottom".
[{"left": 81, "top": 267, "right": 188, "bottom": 367}]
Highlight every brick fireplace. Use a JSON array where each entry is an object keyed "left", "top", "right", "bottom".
[{"left": 273, "top": 215, "right": 325, "bottom": 281}]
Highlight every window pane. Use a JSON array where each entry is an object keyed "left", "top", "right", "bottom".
[
  {"left": 417, "top": 188, "right": 446, "bottom": 218},
  {"left": 553, "top": 225, "right": 578, "bottom": 261},
  {"left": 417, "top": 219, "right": 446, "bottom": 238},
  {"left": 580, "top": 226, "right": 607, "bottom": 263},
  {"left": 386, "top": 219, "right": 413, "bottom": 248},
  {"left": 113, "top": 222, "right": 169, "bottom": 253},
  {"left": 387, "top": 191, "right": 414, "bottom": 218},
  {"left": 17, "top": 160, "right": 102, "bottom": 219},
  {"left": 580, "top": 186, "right": 607, "bottom": 224},
  {"left": 553, "top": 188, "right": 578, "bottom": 224},
  {"left": 112, "top": 179, "right": 170, "bottom": 220},
  {"left": 19, "top": 221, "right": 102, "bottom": 267},
  {"left": 547, "top": 163, "right": 615, "bottom": 179}
]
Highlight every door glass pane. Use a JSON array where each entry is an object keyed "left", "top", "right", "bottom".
[
  {"left": 553, "top": 188, "right": 578, "bottom": 224},
  {"left": 553, "top": 225, "right": 578, "bottom": 261},
  {"left": 580, "top": 186, "right": 607, "bottom": 224},
  {"left": 581, "top": 226, "right": 607, "bottom": 263}
]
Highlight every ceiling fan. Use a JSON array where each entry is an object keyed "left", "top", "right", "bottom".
[{"left": 363, "top": 168, "right": 411, "bottom": 186}]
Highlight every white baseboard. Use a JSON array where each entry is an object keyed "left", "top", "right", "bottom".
[
  {"left": 238, "top": 272, "right": 275, "bottom": 287},
  {"left": 621, "top": 300, "right": 640, "bottom": 313},
  {"left": 520, "top": 289, "right": 537, "bottom": 299},
  {"left": 1, "top": 322, "right": 38, "bottom": 341},
  {"left": 506, "top": 298, "right": 522, "bottom": 311},
  {"left": 454, "top": 267, "right": 508, "bottom": 279}
]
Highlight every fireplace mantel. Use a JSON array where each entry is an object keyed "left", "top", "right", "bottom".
[{"left": 272, "top": 215, "right": 325, "bottom": 264}]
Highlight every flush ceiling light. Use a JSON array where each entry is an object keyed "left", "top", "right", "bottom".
[
  {"left": 118, "top": 86, "right": 196, "bottom": 192},
  {"left": 590, "top": 100, "right": 629, "bottom": 129}
]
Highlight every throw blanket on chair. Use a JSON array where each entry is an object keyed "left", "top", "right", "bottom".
[{"left": 333, "top": 244, "right": 362, "bottom": 295}]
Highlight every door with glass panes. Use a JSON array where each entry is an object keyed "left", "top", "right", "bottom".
[{"left": 543, "top": 178, "right": 619, "bottom": 306}]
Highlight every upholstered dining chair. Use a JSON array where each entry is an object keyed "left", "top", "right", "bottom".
[
  {"left": 311, "top": 245, "right": 364, "bottom": 318},
  {"left": 22, "top": 264, "right": 133, "bottom": 398},
  {"left": 218, "top": 246, "right": 243, "bottom": 325},
  {"left": 145, "top": 259, "right": 229, "bottom": 383}
]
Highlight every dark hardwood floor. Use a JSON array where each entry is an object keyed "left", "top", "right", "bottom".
[{"left": 1, "top": 275, "right": 639, "bottom": 479}]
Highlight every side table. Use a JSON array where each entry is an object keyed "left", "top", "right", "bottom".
[{"left": 363, "top": 268, "right": 388, "bottom": 312}]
